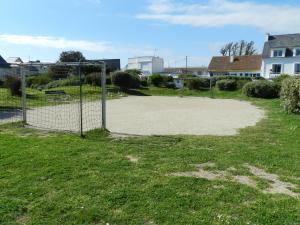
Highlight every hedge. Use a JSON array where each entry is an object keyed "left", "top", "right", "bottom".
[
  {"left": 186, "top": 78, "right": 210, "bottom": 90},
  {"left": 26, "top": 74, "right": 52, "bottom": 89},
  {"left": 149, "top": 74, "right": 164, "bottom": 87},
  {"left": 4, "top": 75, "right": 22, "bottom": 96},
  {"left": 243, "top": 81, "right": 280, "bottom": 99},
  {"left": 216, "top": 79, "right": 237, "bottom": 91},
  {"left": 45, "top": 76, "right": 80, "bottom": 89},
  {"left": 281, "top": 77, "right": 300, "bottom": 113},
  {"left": 112, "top": 71, "right": 140, "bottom": 89}
]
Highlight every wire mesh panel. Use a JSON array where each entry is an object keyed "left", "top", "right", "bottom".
[
  {"left": 0, "top": 68, "right": 23, "bottom": 125},
  {"left": 20, "top": 62, "right": 106, "bottom": 135}
]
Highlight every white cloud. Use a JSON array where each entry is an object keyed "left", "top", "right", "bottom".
[
  {"left": 0, "top": 34, "right": 114, "bottom": 53},
  {"left": 0, "top": 34, "right": 158, "bottom": 57},
  {"left": 138, "top": 0, "right": 300, "bottom": 33}
]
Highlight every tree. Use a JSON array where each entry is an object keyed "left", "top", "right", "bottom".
[
  {"left": 59, "top": 51, "right": 86, "bottom": 62},
  {"left": 220, "top": 41, "right": 257, "bottom": 56}
]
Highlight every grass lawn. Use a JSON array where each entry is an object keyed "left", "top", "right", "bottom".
[{"left": 0, "top": 88, "right": 300, "bottom": 224}]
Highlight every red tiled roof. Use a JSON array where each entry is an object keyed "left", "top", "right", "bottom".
[{"left": 208, "top": 55, "right": 262, "bottom": 72}]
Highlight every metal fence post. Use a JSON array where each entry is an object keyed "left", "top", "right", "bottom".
[
  {"left": 79, "top": 65, "right": 83, "bottom": 137},
  {"left": 101, "top": 63, "right": 106, "bottom": 129},
  {"left": 210, "top": 75, "right": 214, "bottom": 98},
  {"left": 21, "top": 66, "right": 27, "bottom": 124}
]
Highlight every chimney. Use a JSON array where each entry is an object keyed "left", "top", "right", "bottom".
[
  {"left": 230, "top": 56, "right": 234, "bottom": 63},
  {"left": 265, "top": 33, "right": 271, "bottom": 42}
]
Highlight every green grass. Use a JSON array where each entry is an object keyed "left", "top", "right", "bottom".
[
  {"left": 0, "top": 88, "right": 300, "bottom": 224},
  {"left": 0, "top": 85, "right": 122, "bottom": 109}
]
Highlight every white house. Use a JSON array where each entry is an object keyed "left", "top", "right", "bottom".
[
  {"left": 6, "top": 57, "right": 23, "bottom": 65},
  {"left": 262, "top": 33, "right": 300, "bottom": 78},
  {"left": 127, "top": 56, "right": 164, "bottom": 75}
]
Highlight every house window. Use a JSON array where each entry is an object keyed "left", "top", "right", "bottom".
[
  {"left": 296, "top": 49, "right": 300, "bottom": 56},
  {"left": 295, "top": 64, "right": 300, "bottom": 74},
  {"left": 273, "top": 49, "right": 283, "bottom": 57},
  {"left": 272, "top": 64, "right": 282, "bottom": 74}
]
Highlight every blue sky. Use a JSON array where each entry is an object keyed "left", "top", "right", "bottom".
[{"left": 1, "top": 0, "right": 300, "bottom": 67}]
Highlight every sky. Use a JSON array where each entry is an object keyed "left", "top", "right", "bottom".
[{"left": 1, "top": 0, "right": 300, "bottom": 68}]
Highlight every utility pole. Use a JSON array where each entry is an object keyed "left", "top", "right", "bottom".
[{"left": 185, "top": 56, "right": 188, "bottom": 74}]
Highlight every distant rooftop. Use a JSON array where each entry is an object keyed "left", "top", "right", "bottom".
[{"left": 208, "top": 55, "right": 262, "bottom": 72}]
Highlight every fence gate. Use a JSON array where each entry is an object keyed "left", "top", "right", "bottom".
[{"left": 0, "top": 61, "right": 106, "bottom": 136}]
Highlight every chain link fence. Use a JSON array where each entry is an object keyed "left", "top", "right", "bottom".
[{"left": 0, "top": 61, "right": 107, "bottom": 136}]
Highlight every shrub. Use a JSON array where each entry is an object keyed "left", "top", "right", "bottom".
[
  {"left": 45, "top": 76, "right": 80, "bottom": 89},
  {"left": 243, "top": 81, "right": 280, "bottom": 99},
  {"left": 211, "top": 76, "right": 252, "bottom": 86},
  {"left": 85, "top": 73, "right": 101, "bottom": 86},
  {"left": 186, "top": 78, "right": 210, "bottom": 90},
  {"left": 111, "top": 71, "right": 140, "bottom": 90},
  {"left": 280, "top": 77, "right": 300, "bottom": 113},
  {"left": 26, "top": 74, "right": 52, "bottom": 89},
  {"left": 4, "top": 75, "right": 22, "bottom": 96},
  {"left": 273, "top": 74, "right": 290, "bottom": 84},
  {"left": 216, "top": 79, "right": 237, "bottom": 91},
  {"left": 0, "top": 79, "right": 4, "bottom": 87},
  {"left": 140, "top": 80, "right": 148, "bottom": 87},
  {"left": 149, "top": 74, "right": 164, "bottom": 87},
  {"left": 125, "top": 69, "right": 142, "bottom": 77}
]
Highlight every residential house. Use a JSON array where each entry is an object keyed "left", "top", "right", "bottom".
[
  {"left": 208, "top": 55, "right": 262, "bottom": 77},
  {"left": 6, "top": 57, "right": 23, "bottom": 65},
  {"left": 164, "top": 67, "right": 209, "bottom": 77},
  {"left": 6, "top": 57, "right": 23, "bottom": 75},
  {"left": 262, "top": 33, "right": 300, "bottom": 78},
  {"left": 0, "top": 55, "right": 11, "bottom": 79},
  {"left": 127, "top": 56, "right": 164, "bottom": 76}
]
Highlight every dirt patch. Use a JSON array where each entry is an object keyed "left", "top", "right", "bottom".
[
  {"left": 126, "top": 155, "right": 139, "bottom": 163},
  {"left": 245, "top": 164, "right": 299, "bottom": 198},
  {"left": 169, "top": 163, "right": 299, "bottom": 198},
  {"left": 3, "top": 96, "right": 265, "bottom": 136}
]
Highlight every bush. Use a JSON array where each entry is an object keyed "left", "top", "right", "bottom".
[
  {"left": 243, "top": 81, "right": 280, "bottom": 99},
  {"left": 273, "top": 74, "right": 290, "bottom": 84},
  {"left": 0, "top": 79, "right": 4, "bottom": 87},
  {"left": 45, "top": 76, "right": 80, "bottom": 89},
  {"left": 26, "top": 74, "right": 52, "bottom": 89},
  {"left": 149, "top": 74, "right": 164, "bottom": 87},
  {"left": 85, "top": 73, "right": 101, "bottom": 86},
  {"left": 211, "top": 76, "right": 252, "bottom": 86},
  {"left": 111, "top": 71, "right": 140, "bottom": 90},
  {"left": 186, "top": 78, "right": 210, "bottom": 90},
  {"left": 4, "top": 75, "right": 22, "bottom": 96},
  {"left": 281, "top": 77, "right": 300, "bottom": 113},
  {"left": 216, "top": 79, "right": 237, "bottom": 91}
]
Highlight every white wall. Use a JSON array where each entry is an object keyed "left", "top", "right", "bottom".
[
  {"left": 127, "top": 56, "right": 164, "bottom": 75},
  {"left": 262, "top": 57, "right": 300, "bottom": 79}
]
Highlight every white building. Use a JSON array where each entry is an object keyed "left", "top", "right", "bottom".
[
  {"left": 6, "top": 57, "right": 23, "bottom": 65},
  {"left": 127, "top": 56, "right": 164, "bottom": 75},
  {"left": 262, "top": 33, "right": 300, "bottom": 78}
]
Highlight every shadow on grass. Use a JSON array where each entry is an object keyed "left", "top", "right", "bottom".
[{"left": 123, "top": 89, "right": 150, "bottom": 96}]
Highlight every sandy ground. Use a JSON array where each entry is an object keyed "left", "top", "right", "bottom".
[{"left": 1, "top": 96, "right": 265, "bottom": 136}]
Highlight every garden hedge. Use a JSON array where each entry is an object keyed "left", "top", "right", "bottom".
[
  {"left": 186, "top": 78, "right": 210, "bottom": 90},
  {"left": 281, "top": 77, "right": 300, "bottom": 113},
  {"left": 216, "top": 79, "right": 237, "bottom": 91},
  {"left": 112, "top": 71, "right": 140, "bottom": 90},
  {"left": 243, "top": 80, "right": 280, "bottom": 99}
]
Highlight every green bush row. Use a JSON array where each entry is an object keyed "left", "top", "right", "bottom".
[
  {"left": 281, "top": 77, "right": 300, "bottom": 113},
  {"left": 216, "top": 79, "right": 237, "bottom": 91},
  {"left": 243, "top": 81, "right": 280, "bottom": 99}
]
